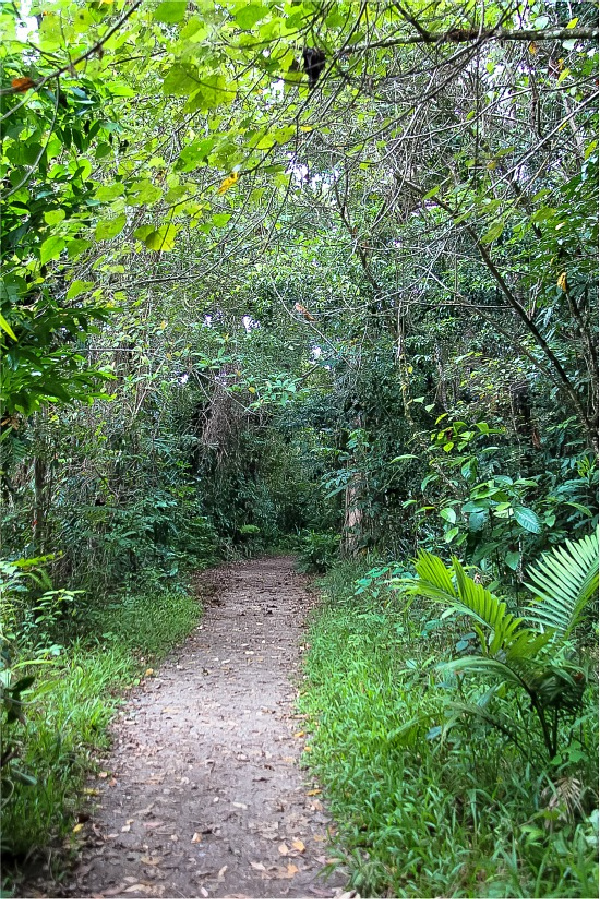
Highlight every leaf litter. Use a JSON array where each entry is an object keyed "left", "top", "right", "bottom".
[{"left": 52, "top": 558, "right": 347, "bottom": 898}]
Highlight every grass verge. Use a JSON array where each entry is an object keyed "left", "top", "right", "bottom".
[
  {"left": 1, "top": 586, "right": 202, "bottom": 882},
  {"left": 300, "top": 562, "right": 599, "bottom": 898}
]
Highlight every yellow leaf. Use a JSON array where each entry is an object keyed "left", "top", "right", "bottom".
[
  {"left": 566, "top": 17, "right": 578, "bottom": 28},
  {"left": 83, "top": 787, "right": 100, "bottom": 796},
  {"left": 73, "top": 823, "right": 84, "bottom": 833},
  {"left": 217, "top": 172, "right": 238, "bottom": 195},
  {"left": 528, "top": 41, "right": 538, "bottom": 55},
  {"left": 307, "top": 788, "right": 322, "bottom": 796},
  {"left": 145, "top": 668, "right": 154, "bottom": 676},
  {"left": 291, "top": 840, "right": 305, "bottom": 852},
  {"left": 293, "top": 730, "right": 305, "bottom": 738},
  {"left": 557, "top": 271, "right": 567, "bottom": 291},
  {"left": 287, "top": 864, "right": 299, "bottom": 875},
  {"left": 160, "top": 320, "right": 167, "bottom": 329}
]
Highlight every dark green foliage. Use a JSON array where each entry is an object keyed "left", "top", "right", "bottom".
[{"left": 296, "top": 531, "right": 340, "bottom": 572}]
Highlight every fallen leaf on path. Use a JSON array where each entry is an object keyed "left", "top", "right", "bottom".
[
  {"left": 124, "top": 885, "right": 154, "bottom": 894},
  {"left": 293, "top": 731, "right": 305, "bottom": 738},
  {"left": 278, "top": 843, "right": 289, "bottom": 856},
  {"left": 313, "top": 834, "right": 326, "bottom": 842},
  {"left": 217, "top": 865, "right": 228, "bottom": 881},
  {"left": 250, "top": 861, "right": 266, "bottom": 871},
  {"left": 307, "top": 788, "right": 322, "bottom": 796},
  {"left": 73, "top": 823, "right": 84, "bottom": 833},
  {"left": 292, "top": 840, "right": 305, "bottom": 852},
  {"left": 83, "top": 787, "right": 100, "bottom": 796},
  {"left": 145, "top": 668, "right": 154, "bottom": 676},
  {"left": 232, "top": 801, "right": 248, "bottom": 809},
  {"left": 191, "top": 832, "right": 203, "bottom": 843}
]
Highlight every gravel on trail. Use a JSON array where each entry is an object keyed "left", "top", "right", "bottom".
[{"left": 61, "top": 556, "right": 349, "bottom": 899}]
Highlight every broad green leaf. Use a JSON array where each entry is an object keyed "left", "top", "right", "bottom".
[
  {"left": 143, "top": 224, "right": 179, "bottom": 251},
  {"left": 163, "top": 64, "right": 200, "bottom": 96},
  {"left": 95, "top": 215, "right": 126, "bottom": 240},
  {"left": 40, "top": 235, "right": 66, "bottom": 265},
  {"left": 0, "top": 314, "right": 17, "bottom": 340},
  {"left": 235, "top": 5, "right": 265, "bottom": 29},
  {"left": 481, "top": 221, "right": 504, "bottom": 244},
  {"left": 66, "top": 280, "right": 94, "bottom": 300},
  {"left": 513, "top": 506, "right": 541, "bottom": 533},
  {"left": 154, "top": 1, "right": 187, "bottom": 22},
  {"left": 96, "top": 184, "right": 124, "bottom": 202},
  {"left": 44, "top": 209, "right": 65, "bottom": 225}
]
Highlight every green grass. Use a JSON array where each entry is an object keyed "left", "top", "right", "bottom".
[
  {"left": 1, "top": 588, "right": 201, "bottom": 866},
  {"left": 300, "top": 562, "right": 599, "bottom": 898}
]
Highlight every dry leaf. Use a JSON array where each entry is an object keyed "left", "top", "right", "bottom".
[
  {"left": 250, "top": 861, "right": 266, "bottom": 871},
  {"left": 73, "top": 823, "right": 84, "bottom": 833},
  {"left": 313, "top": 834, "right": 326, "bottom": 842},
  {"left": 291, "top": 840, "right": 305, "bottom": 852},
  {"left": 191, "top": 832, "right": 203, "bottom": 843},
  {"left": 287, "top": 864, "right": 299, "bottom": 875},
  {"left": 307, "top": 788, "right": 322, "bottom": 796},
  {"left": 145, "top": 668, "right": 154, "bottom": 676},
  {"left": 557, "top": 271, "right": 567, "bottom": 291},
  {"left": 278, "top": 843, "right": 289, "bottom": 856},
  {"left": 217, "top": 172, "right": 238, "bottom": 195},
  {"left": 293, "top": 731, "right": 305, "bottom": 738},
  {"left": 217, "top": 865, "right": 228, "bottom": 881},
  {"left": 11, "top": 77, "right": 37, "bottom": 92}
]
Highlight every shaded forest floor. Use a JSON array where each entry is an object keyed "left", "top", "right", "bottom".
[{"left": 51, "top": 557, "right": 347, "bottom": 898}]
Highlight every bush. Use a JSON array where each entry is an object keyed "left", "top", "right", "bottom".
[{"left": 296, "top": 531, "right": 340, "bottom": 573}]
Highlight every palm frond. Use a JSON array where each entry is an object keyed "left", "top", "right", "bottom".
[
  {"left": 408, "top": 553, "right": 525, "bottom": 654},
  {"left": 525, "top": 526, "right": 599, "bottom": 639}
]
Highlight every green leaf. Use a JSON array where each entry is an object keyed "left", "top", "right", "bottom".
[
  {"left": 143, "top": 224, "right": 179, "bottom": 251},
  {"left": 235, "top": 5, "right": 265, "bottom": 29},
  {"left": 163, "top": 64, "right": 200, "bottom": 96},
  {"left": 513, "top": 506, "right": 541, "bottom": 533},
  {"left": 505, "top": 551, "right": 521, "bottom": 571},
  {"left": 0, "top": 314, "right": 17, "bottom": 341},
  {"left": 44, "top": 209, "right": 65, "bottom": 225},
  {"left": 212, "top": 213, "right": 231, "bottom": 227},
  {"left": 66, "top": 280, "right": 94, "bottom": 300},
  {"left": 95, "top": 215, "right": 126, "bottom": 241},
  {"left": 154, "top": 1, "right": 187, "bottom": 22},
  {"left": 440, "top": 507, "right": 457, "bottom": 524},
  {"left": 40, "top": 235, "right": 66, "bottom": 265},
  {"left": 96, "top": 184, "right": 124, "bottom": 202},
  {"left": 481, "top": 221, "right": 504, "bottom": 244}
]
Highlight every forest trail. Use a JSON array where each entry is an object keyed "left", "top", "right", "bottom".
[{"left": 64, "top": 557, "right": 347, "bottom": 899}]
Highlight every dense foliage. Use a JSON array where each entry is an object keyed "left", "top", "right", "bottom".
[{"left": 0, "top": 0, "right": 597, "bottom": 893}]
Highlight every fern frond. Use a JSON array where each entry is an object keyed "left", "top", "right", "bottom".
[{"left": 525, "top": 526, "right": 599, "bottom": 638}]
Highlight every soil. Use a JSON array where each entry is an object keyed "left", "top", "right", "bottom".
[{"left": 58, "top": 557, "right": 349, "bottom": 899}]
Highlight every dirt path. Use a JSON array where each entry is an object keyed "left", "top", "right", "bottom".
[{"left": 65, "top": 557, "right": 347, "bottom": 899}]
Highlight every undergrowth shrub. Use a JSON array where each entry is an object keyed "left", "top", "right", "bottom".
[{"left": 300, "top": 562, "right": 599, "bottom": 898}]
